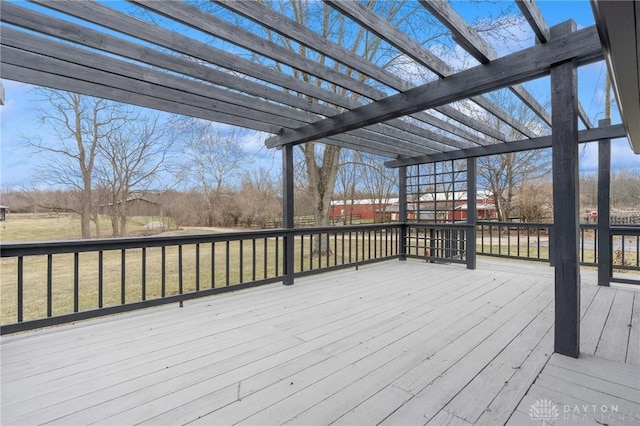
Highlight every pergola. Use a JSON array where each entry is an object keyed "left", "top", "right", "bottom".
[{"left": 1, "top": 0, "right": 638, "bottom": 360}]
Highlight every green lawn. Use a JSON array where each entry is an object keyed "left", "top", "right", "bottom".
[
  {"left": 0, "top": 213, "right": 175, "bottom": 242},
  {"left": 1, "top": 219, "right": 398, "bottom": 324}
]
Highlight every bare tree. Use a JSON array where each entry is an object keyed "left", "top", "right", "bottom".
[
  {"left": 611, "top": 168, "right": 640, "bottom": 210},
  {"left": 515, "top": 179, "right": 553, "bottom": 222},
  {"left": 479, "top": 149, "right": 551, "bottom": 222},
  {"left": 359, "top": 154, "right": 397, "bottom": 223},
  {"left": 183, "top": 122, "right": 250, "bottom": 226},
  {"left": 335, "top": 150, "right": 361, "bottom": 225},
  {"left": 95, "top": 114, "right": 176, "bottom": 237},
  {"left": 476, "top": 92, "right": 551, "bottom": 221},
  {"left": 258, "top": 2, "right": 417, "bottom": 232},
  {"left": 28, "top": 90, "right": 129, "bottom": 238},
  {"left": 237, "top": 168, "right": 281, "bottom": 227}
]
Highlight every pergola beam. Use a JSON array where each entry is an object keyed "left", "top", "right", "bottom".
[
  {"left": 515, "top": 0, "right": 593, "bottom": 129},
  {"left": 266, "top": 26, "right": 602, "bottom": 147},
  {"left": 384, "top": 124, "right": 626, "bottom": 167},
  {"left": 1, "top": 42, "right": 422, "bottom": 159},
  {"left": 324, "top": 0, "right": 523, "bottom": 140},
  {"left": 25, "top": 0, "right": 472, "bottom": 153},
  {"left": 515, "top": 0, "right": 550, "bottom": 43},
  {"left": 418, "top": 0, "right": 552, "bottom": 130},
  {"left": 216, "top": 0, "right": 507, "bottom": 142}
]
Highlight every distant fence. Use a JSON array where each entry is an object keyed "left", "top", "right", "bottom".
[
  {"left": 611, "top": 215, "right": 640, "bottom": 225},
  {"left": 239, "top": 216, "right": 317, "bottom": 229}
]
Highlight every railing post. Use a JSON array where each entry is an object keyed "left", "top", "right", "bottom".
[
  {"left": 598, "top": 118, "right": 612, "bottom": 286},
  {"left": 549, "top": 226, "right": 554, "bottom": 267},
  {"left": 466, "top": 157, "right": 477, "bottom": 269},
  {"left": 399, "top": 165, "right": 407, "bottom": 261},
  {"left": 429, "top": 228, "right": 435, "bottom": 262},
  {"left": 282, "top": 144, "right": 295, "bottom": 286},
  {"left": 550, "top": 21, "right": 580, "bottom": 358}
]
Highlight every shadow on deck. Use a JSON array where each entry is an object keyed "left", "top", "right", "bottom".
[{"left": 1, "top": 259, "right": 638, "bottom": 425}]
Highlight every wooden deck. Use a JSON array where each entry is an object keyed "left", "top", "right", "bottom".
[{"left": 1, "top": 259, "right": 638, "bottom": 425}]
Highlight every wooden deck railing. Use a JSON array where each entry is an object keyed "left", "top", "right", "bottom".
[
  {"left": 1, "top": 223, "right": 474, "bottom": 334},
  {"left": 610, "top": 225, "right": 640, "bottom": 285},
  {"left": 4, "top": 222, "right": 634, "bottom": 334},
  {"left": 478, "top": 221, "right": 639, "bottom": 283}
]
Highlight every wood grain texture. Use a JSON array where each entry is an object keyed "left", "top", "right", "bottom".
[
  {"left": 417, "top": 0, "right": 551, "bottom": 132},
  {"left": 1, "top": 260, "right": 634, "bottom": 426},
  {"left": 267, "top": 26, "right": 602, "bottom": 147},
  {"left": 550, "top": 21, "right": 581, "bottom": 358},
  {"left": 385, "top": 124, "right": 627, "bottom": 167}
]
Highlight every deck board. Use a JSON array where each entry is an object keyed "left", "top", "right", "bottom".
[
  {"left": 596, "top": 288, "right": 635, "bottom": 362},
  {"left": 626, "top": 291, "right": 640, "bottom": 364},
  {"left": 509, "top": 354, "right": 640, "bottom": 425},
  {"left": 1, "top": 259, "right": 637, "bottom": 426}
]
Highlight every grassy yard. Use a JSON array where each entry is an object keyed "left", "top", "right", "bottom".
[
  {"left": 0, "top": 213, "right": 175, "bottom": 242},
  {"left": 1, "top": 220, "right": 398, "bottom": 324}
]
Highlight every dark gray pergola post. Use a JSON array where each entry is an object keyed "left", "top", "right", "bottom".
[
  {"left": 597, "top": 118, "right": 612, "bottom": 286},
  {"left": 282, "top": 144, "right": 295, "bottom": 286},
  {"left": 466, "top": 158, "right": 477, "bottom": 269},
  {"left": 398, "top": 165, "right": 408, "bottom": 261},
  {"left": 550, "top": 21, "right": 580, "bottom": 358}
]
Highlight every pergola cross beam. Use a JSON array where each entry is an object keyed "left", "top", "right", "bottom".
[
  {"left": 215, "top": 0, "right": 508, "bottom": 142},
  {"left": 266, "top": 26, "right": 602, "bottom": 148}
]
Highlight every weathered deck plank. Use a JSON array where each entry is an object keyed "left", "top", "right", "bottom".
[
  {"left": 509, "top": 353, "right": 640, "bottom": 425},
  {"left": 626, "top": 291, "right": 640, "bottom": 364},
  {"left": 596, "top": 287, "right": 635, "bottom": 362},
  {"left": 1, "top": 259, "right": 637, "bottom": 426}
]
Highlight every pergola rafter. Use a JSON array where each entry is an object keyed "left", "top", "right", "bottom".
[
  {"left": 513, "top": 0, "right": 593, "bottom": 128},
  {"left": 326, "top": 0, "right": 544, "bottom": 138},
  {"left": 416, "top": 0, "right": 553, "bottom": 129},
  {"left": 1, "top": 0, "right": 633, "bottom": 160},
  {"left": 216, "top": 0, "right": 509, "bottom": 142},
  {"left": 265, "top": 26, "right": 603, "bottom": 147}
]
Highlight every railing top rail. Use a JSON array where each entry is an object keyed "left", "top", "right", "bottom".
[
  {"left": 292, "top": 223, "right": 401, "bottom": 235},
  {"left": 477, "top": 221, "right": 554, "bottom": 227},
  {"left": 580, "top": 223, "right": 598, "bottom": 229},
  {"left": 0, "top": 223, "right": 407, "bottom": 257},
  {"left": 407, "top": 222, "right": 474, "bottom": 229},
  {"left": 610, "top": 225, "right": 640, "bottom": 235},
  {"left": 0, "top": 228, "right": 290, "bottom": 257}
]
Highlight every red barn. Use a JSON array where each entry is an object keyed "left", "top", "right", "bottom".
[
  {"left": 330, "top": 198, "right": 398, "bottom": 222},
  {"left": 381, "top": 191, "right": 497, "bottom": 223}
]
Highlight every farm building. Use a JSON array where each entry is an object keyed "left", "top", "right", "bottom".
[
  {"left": 99, "top": 195, "right": 162, "bottom": 217},
  {"left": 0, "top": 205, "right": 8, "bottom": 221},
  {"left": 329, "top": 198, "right": 398, "bottom": 222},
  {"left": 383, "top": 191, "right": 498, "bottom": 222}
]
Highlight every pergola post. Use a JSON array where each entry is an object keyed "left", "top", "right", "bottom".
[
  {"left": 282, "top": 144, "right": 295, "bottom": 286},
  {"left": 598, "top": 118, "right": 612, "bottom": 286},
  {"left": 399, "top": 165, "right": 408, "bottom": 261},
  {"left": 550, "top": 21, "right": 580, "bottom": 358},
  {"left": 466, "top": 158, "right": 477, "bottom": 269}
]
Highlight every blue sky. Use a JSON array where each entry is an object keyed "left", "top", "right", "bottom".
[{"left": 1, "top": 0, "right": 638, "bottom": 190}]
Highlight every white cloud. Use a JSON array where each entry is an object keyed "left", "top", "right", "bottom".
[{"left": 579, "top": 140, "right": 640, "bottom": 173}]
